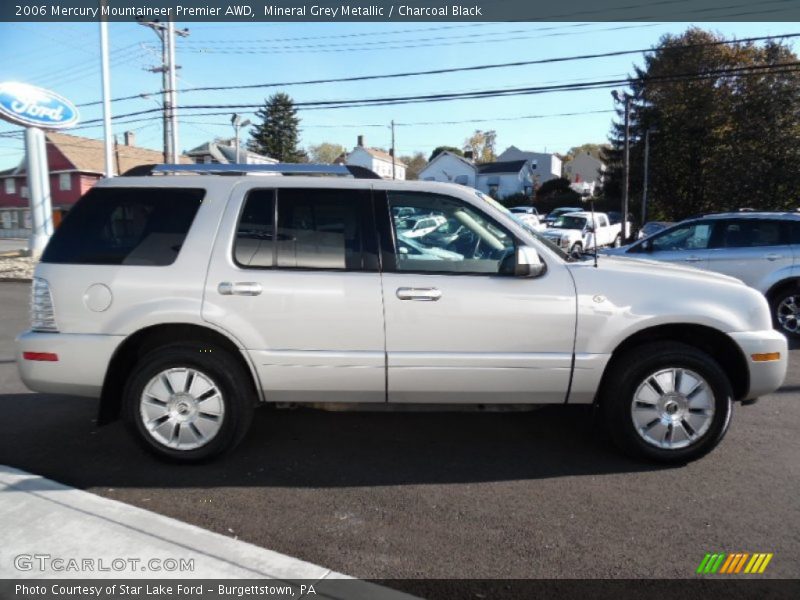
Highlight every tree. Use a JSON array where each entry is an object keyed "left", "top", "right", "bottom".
[
  {"left": 463, "top": 130, "right": 497, "bottom": 163},
  {"left": 604, "top": 27, "right": 800, "bottom": 221},
  {"left": 565, "top": 143, "right": 609, "bottom": 161},
  {"left": 308, "top": 142, "right": 346, "bottom": 164},
  {"left": 399, "top": 152, "right": 427, "bottom": 180},
  {"left": 249, "top": 92, "right": 307, "bottom": 162},
  {"left": 428, "top": 146, "right": 463, "bottom": 162}
]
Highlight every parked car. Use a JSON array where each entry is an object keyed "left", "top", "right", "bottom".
[
  {"left": 397, "top": 214, "right": 447, "bottom": 239},
  {"left": 543, "top": 206, "right": 582, "bottom": 227},
  {"left": 605, "top": 212, "right": 800, "bottom": 338},
  {"left": 508, "top": 207, "right": 546, "bottom": 232},
  {"left": 16, "top": 165, "right": 786, "bottom": 464},
  {"left": 541, "top": 211, "right": 624, "bottom": 255},
  {"left": 638, "top": 221, "right": 673, "bottom": 240}
]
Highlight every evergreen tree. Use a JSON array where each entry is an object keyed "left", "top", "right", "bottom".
[
  {"left": 604, "top": 27, "right": 800, "bottom": 221},
  {"left": 249, "top": 92, "right": 307, "bottom": 162}
]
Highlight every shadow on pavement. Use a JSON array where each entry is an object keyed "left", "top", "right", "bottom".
[{"left": 0, "top": 392, "right": 666, "bottom": 490}]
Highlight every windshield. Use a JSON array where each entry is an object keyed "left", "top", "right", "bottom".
[{"left": 552, "top": 215, "right": 587, "bottom": 230}]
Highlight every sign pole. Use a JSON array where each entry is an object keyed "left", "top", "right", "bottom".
[
  {"left": 25, "top": 127, "right": 53, "bottom": 257},
  {"left": 99, "top": 9, "right": 114, "bottom": 178}
]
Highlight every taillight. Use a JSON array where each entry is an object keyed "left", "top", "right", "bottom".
[{"left": 31, "top": 277, "right": 58, "bottom": 332}]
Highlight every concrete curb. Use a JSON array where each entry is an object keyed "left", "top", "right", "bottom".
[{"left": 0, "top": 466, "right": 418, "bottom": 598}]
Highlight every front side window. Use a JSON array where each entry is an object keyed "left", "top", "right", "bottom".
[
  {"left": 234, "top": 188, "right": 372, "bottom": 270},
  {"left": 650, "top": 222, "right": 714, "bottom": 252},
  {"left": 42, "top": 187, "right": 204, "bottom": 265},
  {"left": 388, "top": 191, "right": 515, "bottom": 274}
]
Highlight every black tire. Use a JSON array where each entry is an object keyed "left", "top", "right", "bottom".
[
  {"left": 569, "top": 242, "right": 583, "bottom": 257},
  {"left": 600, "top": 342, "right": 733, "bottom": 464},
  {"left": 123, "top": 343, "right": 255, "bottom": 462},
  {"left": 769, "top": 285, "right": 800, "bottom": 340},
  {"left": 613, "top": 234, "right": 622, "bottom": 248}
]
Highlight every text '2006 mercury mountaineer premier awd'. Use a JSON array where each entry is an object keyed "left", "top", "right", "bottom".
[{"left": 16, "top": 164, "right": 787, "bottom": 463}]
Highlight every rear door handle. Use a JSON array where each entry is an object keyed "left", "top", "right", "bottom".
[
  {"left": 396, "top": 287, "right": 442, "bottom": 301},
  {"left": 765, "top": 253, "right": 782, "bottom": 261},
  {"left": 218, "top": 282, "right": 263, "bottom": 296},
  {"left": 684, "top": 256, "right": 702, "bottom": 263}
]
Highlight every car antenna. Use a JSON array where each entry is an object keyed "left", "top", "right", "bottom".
[{"left": 582, "top": 189, "right": 599, "bottom": 268}]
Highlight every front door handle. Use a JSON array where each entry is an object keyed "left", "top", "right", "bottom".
[
  {"left": 765, "top": 253, "right": 782, "bottom": 261},
  {"left": 218, "top": 282, "right": 263, "bottom": 296},
  {"left": 683, "top": 256, "right": 702, "bottom": 263},
  {"left": 396, "top": 287, "right": 442, "bottom": 301}
]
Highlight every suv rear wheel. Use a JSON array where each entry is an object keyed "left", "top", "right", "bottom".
[
  {"left": 601, "top": 342, "right": 733, "bottom": 463},
  {"left": 123, "top": 343, "right": 255, "bottom": 462},
  {"left": 771, "top": 286, "right": 800, "bottom": 339}
]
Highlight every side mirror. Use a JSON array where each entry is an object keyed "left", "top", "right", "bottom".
[{"left": 501, "top": 246, "right": 546, "bottom": 277}]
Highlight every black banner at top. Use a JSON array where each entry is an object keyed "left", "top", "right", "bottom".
[{"left": 3, "top": 0, "right": 800, "bottom": 22}]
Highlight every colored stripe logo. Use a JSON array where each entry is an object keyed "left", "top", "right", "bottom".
[{"left": 697, "top": 553, "right": 773, "bottom": 574}]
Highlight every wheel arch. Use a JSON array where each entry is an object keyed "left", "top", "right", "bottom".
[
  {"left": 597, "top": 323, "right": 750, "bottom": 403},
  {"left": 98, "top": 323, "right": 261, "bottom": 425},
  {"left": 765, "top": 277, "right": 800, "bottom": 302}
]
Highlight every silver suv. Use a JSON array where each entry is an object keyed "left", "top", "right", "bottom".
[
  {"left": 605, "top": 212, "right": 800, "bottom": 338},
  {"left": 16, "top": 165, "right": 787, "bottom": 463}
]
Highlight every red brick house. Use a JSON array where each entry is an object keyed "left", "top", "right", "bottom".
[{"left": 0, "top": 131, "right": 185, "bottom": 210}]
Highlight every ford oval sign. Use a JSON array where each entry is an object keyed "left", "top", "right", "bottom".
[{"left": 0, "top": 82, "right": 79, "bottom": 129}]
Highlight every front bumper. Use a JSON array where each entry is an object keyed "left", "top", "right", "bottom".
[
  {"left": 15, "top": 331, "right": 124, "bottom": 398},
  {"left": 728, "top": 330, "right": 788, "bottom": 400}
]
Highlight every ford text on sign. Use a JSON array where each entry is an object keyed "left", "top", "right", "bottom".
[{"left": 0, "top": 82, "right": 79, "bottom": 129}]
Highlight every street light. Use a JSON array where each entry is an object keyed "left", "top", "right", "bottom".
[
  {"left": 231, "top": 113, "right": 251, "bottom": 164},
  {"left": 612, "top": 90, "right": 631, "bottom": 242}
]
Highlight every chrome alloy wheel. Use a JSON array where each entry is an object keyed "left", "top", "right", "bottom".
[
  {"left": 139, "top": 368, "right": 225, "bottom": 450},
  {"left": 777, "top": 295, "right": 800, "bottom": 335},
  {"left": 630, "top": 368, "right": 714, "bottom": 450}
]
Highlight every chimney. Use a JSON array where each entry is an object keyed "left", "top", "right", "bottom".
[
  {"left": 357, "top": 135, "right": 364, "bottom": 147},
  {"left": 464, "top": 150, "right": 474, "bottom": 161},
  {"left": 123, "top": 131, "right": 136, "bottom": 147}
]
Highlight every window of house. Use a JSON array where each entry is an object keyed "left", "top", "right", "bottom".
[
  {"left": 387, "top": 191, "right": 515, "bottom": 274},
  {"left": 59, "top": 173, "right": 71, "bottom": 191},
  {"left": 21, "top": 186, "right": 28, "bottom": 198},
  {"left": 3, "top": 178, "right": 14, "bottom": 195},
  {"left": 234, "top": 188, "right": 372, "bottom": 271}
]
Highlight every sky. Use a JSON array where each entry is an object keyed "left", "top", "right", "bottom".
[{"left": 0, "top": 20, "right": 797, "bottom": 170}]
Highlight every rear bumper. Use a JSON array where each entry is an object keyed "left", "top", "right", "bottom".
[
  {"left": 728, "top": 330, "right": 788, "bottom": 400},
  {"left": 15, "top": 331, "right": 124, "bottom": 398}
]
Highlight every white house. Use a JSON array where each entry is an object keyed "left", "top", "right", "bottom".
[
  {"left": 186, "top": 139, "right": 276, "bottom": 165},
  {"left": 342, "top": 136, "right": 406, "bottom": 180},
  {"left": 476, "top": 160, "right": 534, "bottom": 198},
  {"left": 563, "top": 152, "right": 606, "bottom": 193},
  {"left": 417, "top": 151, "right": 477, "bottom": 186},
  {"left": 496, "top": 146, "right": 562, "bottom": 184}
]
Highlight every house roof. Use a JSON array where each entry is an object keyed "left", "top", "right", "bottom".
[
  {"left": 186, "top": 140, "right": 275, "bottom": 164},
  {"left": 477, "top": 160, "right": 528, "bottom": 174},
  {"left": 29, "top": 131, "right": 192, "bottom": 175}
]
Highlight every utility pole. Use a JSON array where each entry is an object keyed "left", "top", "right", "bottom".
[
  {"left": 642, "top": 128, "right": 657, "bottom": 225},
  {"left": 612, "top": 90, "right": 631, "bottom": 242},
  {"left": 390, "top": 119, "right": 396, "bottom": 180},
  {"left": 99, "top": 4, "right": 114, "bottom": 177},
  {"left": 139, "top": 19, "right": 189, "bottom": 163}
]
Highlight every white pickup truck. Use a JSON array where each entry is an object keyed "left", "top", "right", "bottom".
[{"left": 541, "top": 211, "right": 624, "bottom": 255}]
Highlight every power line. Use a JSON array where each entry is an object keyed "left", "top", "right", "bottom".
[{"left": 75, "top": 31, "right": 800, "bottom": 108}]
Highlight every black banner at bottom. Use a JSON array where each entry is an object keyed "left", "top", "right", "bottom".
[{"left": 2, "top": 579, "right": 799, "bottom": 600}]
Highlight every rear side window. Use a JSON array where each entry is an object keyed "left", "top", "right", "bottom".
[
  {"left": 717, "top": 219, "right": 785, "bottom": 248},
  {"left": 234, "top": 187, "right": 374, "bottom": 271},
  {"left": 42, "top": 187, "right": 204, "bottom": 265}
]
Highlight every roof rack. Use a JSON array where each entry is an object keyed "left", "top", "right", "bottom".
[{"left": 123, "top": 163, "right": 381, "bottom": 179}]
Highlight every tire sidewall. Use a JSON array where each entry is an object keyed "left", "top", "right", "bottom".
[
  {"left": 770, "top": 286, "right": 800, "bottom": 340},
  {"left": 123, "top": 344, "right": 253, "bottom": 462},
  {"left": 603, "top": 345, "right": 733, "bottom": 463}
]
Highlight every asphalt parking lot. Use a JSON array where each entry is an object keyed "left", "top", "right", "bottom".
[{"left": 0, "top": 281, "right": 798, "bottom": 582}]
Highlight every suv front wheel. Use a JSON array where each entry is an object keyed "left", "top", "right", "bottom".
[
  {"left": 123, "top": 343, "right": 255, "bottom": 462},
  {"left": 601, "top": 342, "right": 733, "bottom": 463},
  {"left": 771, "top": 286, "right": 800, "bottom": 339}
]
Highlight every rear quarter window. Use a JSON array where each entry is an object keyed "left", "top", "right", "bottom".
[{"left": 41, "top": 187, "right": 204, "bottom": 266}]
